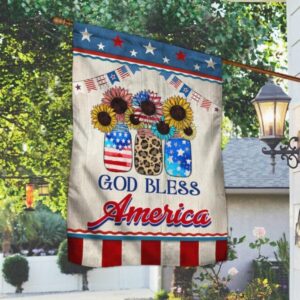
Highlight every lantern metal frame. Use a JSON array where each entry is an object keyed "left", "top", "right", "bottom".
[{"left": 252, "top": 79, "right": 300, "bottom": 170}]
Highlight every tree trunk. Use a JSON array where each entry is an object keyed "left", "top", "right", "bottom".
[
  {"left": 82, "top": 271, "right": 89, "bottom": 291},
  {"left": 172, "top": 267, "right": 197, "bottom": 299},
  {"left": 15, "top": 285, "right": 23, "bottom": 293}
]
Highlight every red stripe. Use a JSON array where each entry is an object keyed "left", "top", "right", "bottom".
[
  {"left": 102, "top": 240, "right": 122, "bottom": 267},
  {"left": 104, "top": 151, "right": 132, "bottom": 158},
  {"left": 216, "top": 240, "right": 228, "bottom": 262},
  {"left": 141, "top": 240, "right": 161, "bottom": 265},
  {"left": 68, "top": 237, "right": 83, "bottom": 265},
  {"left": 104, "top": 159, "right": 131, "bottom": 167},
  {"left": 73, "top": 48, "right": 222, "bottom": 82},
  {"left": 106, "top": 167, "right": 127, "bottom": 172},
  {"left": 180, "top": 241, "right": 199, "bottom": 266}
]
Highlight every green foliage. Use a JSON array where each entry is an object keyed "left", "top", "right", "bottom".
[
  {"left": 274, "top": 233, "right": 289, "bottom": 275},
  {"left": 2, "top": 254, "right": 29, "bottom": 293},
  {"left": 57, "top": 239, "right": 91, "bottom": 275},
  {"left": 0, "top": 1, "right": 286, "bottom": 214},
  {"left": 0, "top": 204, "right": 66, "bottom": 254},
  {"left": 227, "top": 278, "right": 280, "bottom": 300},
  {"left": 154, "top": 289, "right": 169, "bottom": 300},
  {"left": 194, "top": 228, "right": 245, "bottom": 300}
]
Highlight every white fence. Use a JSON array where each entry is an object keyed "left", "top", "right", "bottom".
[{"left": 0, "top": 256, "right": 160, "bottom": 294}]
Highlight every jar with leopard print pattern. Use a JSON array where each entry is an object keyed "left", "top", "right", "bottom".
[
  {"left": 104, "top": 123, "right": 133, "bottom": 173},
  {"left": 134, "top": 128, "right": 163, "bottom": 176}
]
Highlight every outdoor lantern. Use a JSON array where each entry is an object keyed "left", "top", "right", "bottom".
[
  {"left": 252, "top": 78, "right": 300, "bottom": 170},
  {"left": 252, "top": 79, "right": 291, "bottom": 149},
  {"left": 38, "top": 179, "right": 49, "bottom": 196},
  {"left": 25, "top": 183, "right": 35, "bottom": 211}
]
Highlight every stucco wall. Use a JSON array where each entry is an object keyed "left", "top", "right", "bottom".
[
  {"left": 162, "top": 192, "right": 289, "bottom": 291},
  {"left": 0, "top": 256, "right": 160, "bottom": 294},
  {"left": 287, "top": 1, "right": 300, "bottom": 299}
]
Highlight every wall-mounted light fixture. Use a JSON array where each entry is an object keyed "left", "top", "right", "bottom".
[{"left": 252, "top": 79, "right": 300, "bottom": 171}]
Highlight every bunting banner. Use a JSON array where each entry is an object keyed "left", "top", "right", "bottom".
[{"left": 68, "top": 22, "right": 228, "bottom": 267}]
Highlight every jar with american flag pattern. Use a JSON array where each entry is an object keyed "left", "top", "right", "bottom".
[{"left": 104, "top": 123, "right": 132, "bottom": 173}]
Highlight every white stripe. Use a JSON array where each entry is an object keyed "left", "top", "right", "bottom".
[
  {"left": 161, "top": 241, "right": 180, "bottom": 266},
  {"left": 82, "top": 239, "right": 103, "bottom": 267},
  {"left": 105, "top": 163, "right": 132, "bottom": 171},
  {"left": 122, "top": 240, "right": 141, "bottom": 265},
  {"left": 199, "top": 241, "right": 216, "bottom": 266},
  {"left": 104, "top": 155, "right": 132, "bottom": 162},
  {"left": 105, "top": 148, "right": 132, "bottom": 155}
]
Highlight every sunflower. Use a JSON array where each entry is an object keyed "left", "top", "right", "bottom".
[
  {"left": 91, "top": 104, "right": 117, "bottom": 133},
  {"left": 102, "top": 86, "right": 132, "bottom": 122},
  {"left": 178, "top": 123, "right": 197, "bottom": 140},
  {"left": 125, "top": 107, "right": 144, "bottom": 129},
  {"left": 132, "top": 90, "right": 163, "bottom": 126},
  {"left": 151, "top": 117, "right": 176, "bottom": 140},
  {"left": 163, "top": 96, "right": 193, "bottom": 130}
]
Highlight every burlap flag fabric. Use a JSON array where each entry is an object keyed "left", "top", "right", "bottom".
[{"left": 68, "top": 22, "right": 228, "bottom": 267}]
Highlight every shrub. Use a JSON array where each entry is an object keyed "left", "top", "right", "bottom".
[
  {"left": 57, "top": 239, "right": 92, "bottom": 290},
  {"left": 2, "top": 254, "right": 29, "bottom": 293},
  {"left": 154, "top": 289, "right": 169, "bottom": 300}
]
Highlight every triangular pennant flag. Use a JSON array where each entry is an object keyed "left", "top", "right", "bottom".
[
  {"left": 179, "top": 84, "right": 192, "bottom": 97},
  {"left": 159, "top": 70, "right": 172, "bottom": 80},
  {"left": 107, "top": 70, "right": 120, "bottom": 85},
  {"left": 127, "top": 64, "right": 140, "bottom": 74}
]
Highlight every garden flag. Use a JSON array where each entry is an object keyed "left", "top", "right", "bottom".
[{"left": 68, "top": 22, "right": 228, "bottom": 267}]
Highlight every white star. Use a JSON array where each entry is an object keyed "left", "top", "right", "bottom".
[
  {"left": 167, "top": 156, "right": 173, "bottom": 163},
  {"left": 122, "top": 139, "right": 125, "bottom": 143},
  {"left": 205, "top": 58, "right": 216, "bottom": 69},
  {"left": 124, "top": 133, "right": 128, "bottom": 137},
  {"left": 118, "top": 145, "right": 122, "bottom": 149},
  {"left": 118, "top": 133, "right": 122, "bottom": 136},
  {"left": 163, "top": 56, "right": 170, "bottom": 64},
  {"left": 176, "top": 166, "right": 181, "bottom": 171},
  {"left": 167, "top": 141, "right": 172, "bottom": 147},
  {"left": 81, "top": 28, "right": 92, "bottom": 42},
  {"left": 97, "top": 42, "right": 105, "bottom": 50},
  {"left": 182, "top": 140, "right": 186, "bottom": 145},
  {"left": 194, "top": 64, "right": 200, "bottom": 71},
  {"left": 177, "top": 148, "right": 184, "bottom": 156},
  {"left": 186, "top": 159, "right": 191, "bottom": 164},
  {"left": 130, "top": 49, "right": 138, "bottom": 57},
  {"left": 113, "top": 132, "right": 117, "bottom": 136},
  {"left": 110, "top": 138, "right": 113, "bottom": 142},
  {"left": 184, "top": 170, "right": 190, "bottom": 176},
  {"left": 116, "top": 138, "right": 120, "bottom": 142},
  {"left": 143, "top": 42, "right": 156, "bottom": 55}
]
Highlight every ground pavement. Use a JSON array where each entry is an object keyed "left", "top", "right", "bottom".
[{"left": 0, "top": 289, "right": 154, "bottom": 300}]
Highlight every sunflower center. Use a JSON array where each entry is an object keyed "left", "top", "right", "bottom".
[
  {"left": 97, "top": 111, "right": 111, "bottom": 126},
  {"left": 184, "top": 127, "right": 193, "bottom": 136},
  {"left": 170, "top": 105, "right": 186, "bottom": 121},
  {"left": 157, "top": 121, "right": 170, "bottom": 135},
  {"left": 110, "top": 97, "right": 128, "bottom": 114},
  {"left": 141, "top": 100, "right": 156, "bottom": 116},
  {"left": 130, "top": 114, "right": 140, "bottom": 125}
]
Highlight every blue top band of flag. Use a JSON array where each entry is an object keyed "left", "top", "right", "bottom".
[{"left": 73, "top": 22, "right": 222, "bottom": 82}]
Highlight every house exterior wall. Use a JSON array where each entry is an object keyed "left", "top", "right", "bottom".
[
  {"left": 0, "top": 256, "right": 153, "bottom": 293},
  {"left": 287, "top": 1, "right": 300, "bottom": 299},
  {"left": 161, "top": 193, "right": 289, "bottom": 291}
]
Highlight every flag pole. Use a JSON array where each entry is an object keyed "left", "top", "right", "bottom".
[{"left": 51, "top": 16, "right": 300, "bottom": 83}]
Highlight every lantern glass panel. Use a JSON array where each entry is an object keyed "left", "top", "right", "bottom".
[
  {"left": 38, "top": 184, "right": 49, "bottom": 196},
  {"left": 275, "top": 101, "right": 289, "bottom": 138},
  {"left": 256, "top": 101, "right": 276, "bottom": 137}
]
